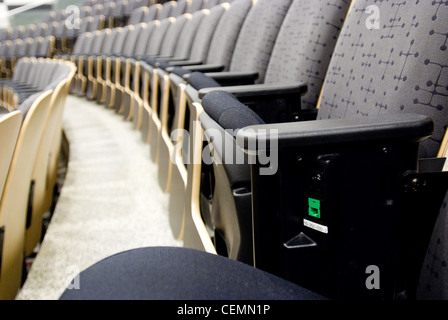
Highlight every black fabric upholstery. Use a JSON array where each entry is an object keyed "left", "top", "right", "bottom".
[
  {"left": 202, "top": 90, "right": 265, "bottom": 132},
  {"left": 188, "top": 71, "right": 222, "bottom": 90},
  {"left": 171, "top": 66, "right": 193, "bottom": 77},
  {"left": 59, "top": 247, "right": 326, "bottom": 300}
]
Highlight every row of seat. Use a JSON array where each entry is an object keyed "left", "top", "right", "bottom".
[
  {"left": 0, "top": 58, "right": 76, "bottom": 300},
  {"left": 42, "top": 0, "right": 152, "bottom": 28},
  {"left": 61, "top": 0, "right": 448, "bottom": 300},
  {"left": 0, "top": 36, "right": 55, "bottom": 79}
]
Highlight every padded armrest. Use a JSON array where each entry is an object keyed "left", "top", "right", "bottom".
[
  {"left": 182, "top": 64, "right": 226, "bottom": 73},
  {"left": 237, "top": 113, "right": 434, "bottom": 152},
  {"left": 199, "top": 71, "right": 259, "bottom": 87},
  {"left": 166, "top": 59, "right": 204, "bottom": 67},
  {"left": 199, "top": 83, "right": 308, "bottom": 99}
]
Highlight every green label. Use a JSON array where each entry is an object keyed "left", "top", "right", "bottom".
[{"left": 308, "top": 198, "right": 321, "bottom": 219}]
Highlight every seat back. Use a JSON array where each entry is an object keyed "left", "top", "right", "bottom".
[
  {"left": 158, "top": 14, "right": 192, "bottom": 58},
  {"left": 170, "top": 11, "right": 206, "bottom": 61},
  {"left": 186, "top": 4, "right": 227, "bottom": 64},
  {"left": 226, "top": 0, "right": 292, "bottom": 83},
  {"left": 143, "top": 4, "right": 162, "bottom": 22},
  {"left": 171, "top": 0, "right": 187, "bottom": 17},
  {"left": 0, "top": 90, "right": 53, "bottom": 300},
  {"left": 158, "top": 1, "right": 177, "bottom": 19},
  {"left": 121, "top": 24, "right": 142, "bottom": 57},
  {"left": 128, "top": 6, "right": 148, "bottom": 25},
  {"left": 143, "top": 18, "right": 175, "bottom": 57},
  {"left": 204, "top": 0, "right": 253, "bottom": 69},
  {"left": 191, "top": 0, "right": 351, "bottom": 265},
  {"left": 25, "top": 61, "right": 76, "bottom": 257},
  {"left": 0, "top": 111, "right": 23, "bottom": 207},
  {"left": 317, "top": 1, "right": 446, "bottom": 159},
  {"left": 186, "top": 0, "right": 204, "bottom": 13},
  {"left": 132, "top": 23, "right": 156, "bottom": 57}
]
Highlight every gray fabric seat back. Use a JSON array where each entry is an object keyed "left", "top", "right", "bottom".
[
  {"left": 98, "top": 29, "right": 117, "bottom": 55},
  {"left": 264, "top": 0, "right": 350, "bottom": 109},
  {"left": 318, "top": 0, "right": 448, "bottom": 159},
  {"left": 128, "top": 6, "right": 148, "bottom": 25},
  {"left": 204, "top": 0, "right": 253, "bottom": 69},
  {"left": 158, "top": 1, "right": 177, "bottom": 19},
  {"left": 158, "top": 14, "right": 191, "bottom": 57},
  {"left": 171, "top": 0, "right": 188, "bottom": 17},
  {"left": 171, "top": 10, "right": 208, "bottom": 60},
  {"left": 227, "top": 0, "right": 293, "bottom": 83},
  {"left": 112, "top": 26, "right": 132, "bottom": 56},
  {"left": 202, "top": 0, "right": 219, "bottom": 9},
  {"left": 143, "top": 4, "right": 162, "bottom": 22},
  {"left": 186, "top": 4, "right": 227, "bottom": 63},
  {"left": 90, "top": 29, "right": 109, "bottom": 55},
  {"left": 132, "top": 23, "right": 156, "bottom": 57},
  {"left": 121, "top": 24, "right": 144, "bottom": 57},
  {"left": 143, "top": 18, "right": 175, "bottom": 56},
  {"left": 186, "top": 0, "right": 204, "bottom": 13}
]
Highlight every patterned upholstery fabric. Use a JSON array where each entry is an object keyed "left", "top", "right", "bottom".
[
  {"left": 172, "top": 10, "right": 208, "bottom": 60},
  {"left": 121, "top": 24, "right": 145, "bottom": 57},
  {"left": 158, "top": 1, "right": 176, "bottom": 20},
  {"left": 228, "top": 0, "right": 293, "bottom": 83},
  {"left": 143, "top": 4, "right": 161, "bottom": 22},
  {"left": 171, "top": 0, "right": 188, "bottom": 17},
  {"left": 132, "top": 23, "right": 156, "bottom": 57},
  {"left": 204, "top": 0, "right": 253, "bottom": 70},
  {"left": 187, "top": 4, "right": 228, "bottom": 63},
  {"left": 157, "top": 15, "right": 191, "bottom": 58},
  {"left": 202, "top": 0, "right": 219, "bottom": 9},
  {"left": 265, "top": 0, "right": 350, "bottom": 109},
  {"left": 143, "top": 18, "right": 174, "bottom": 56},
  {"left": 186, "top": 0, "right": 205, "bottom": 13},
  {"left": 315, "top": 0, "right": 448, "bottom": 299},
  {"left": 318, "top": 0, "right": 448, "bottom": 159}
]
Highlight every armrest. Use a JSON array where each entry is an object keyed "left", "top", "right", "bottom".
[
  {"left": 199, "top": 71, "right": 259, "bottom": 86},
  {"left": 166, "top": 59, "right": 204, "bottom": 67},
  {"left": 199, "top": 83, "right": 307, "bottom": 99},
  {"left": 237, "top": 113, "right": 434, "bottom": 152},
  {"left": 182, "top": 64, "right": 225, "bottom": 72},
  {"left": 201, "top": 83, "right": 311, "bottom": 124}
]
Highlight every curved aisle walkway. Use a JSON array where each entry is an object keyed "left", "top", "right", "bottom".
[{"left": 16, "top": 95, "right": 182, "bottom": 300}]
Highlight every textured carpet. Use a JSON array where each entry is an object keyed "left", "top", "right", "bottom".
[{"left": 16, "top": 95, "right": 182, "bottom": 300}]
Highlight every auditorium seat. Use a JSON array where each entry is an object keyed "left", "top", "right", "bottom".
[
  {"left": 132, "top": 2, "right": 229, "bottom": 134},
  {"left": 59, "top": 246, "right": 326, "bottom": 300},
  {"left": 0, "top": 57, "right": 75, "bottom": 299},
  {"left": 139, "top": 0, "right": 253, "bottom": 151},
  {"left": 174, "top": 0, "right": 349, "bottom": 264},
  {"left": 25, "top": 61, "right": 76, "bottom": 257},
  {"left": 57, "top": 0, "right": 448, "bottom": 301},
  {"left": 0, "top": 90, "right": 53, "bottom": 300},
  {"left": 121, "top": 11, "right": 207, "bottom": 120},
  {"left": 153, "top": 0, "right": 294, "bottom": 239},
  {"left": 201, "top": 0, "right": 448, "bottom": 299}
]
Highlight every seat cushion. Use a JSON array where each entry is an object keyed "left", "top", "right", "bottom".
[
  {"left": 59, "top": 246, "right": 326, "bottom": 300},
  {"left": 202, "top": 90, "right": 265, "bottom": 131},
  {"left": 188, "top": 71, "right": 222, "bottom": 90}
]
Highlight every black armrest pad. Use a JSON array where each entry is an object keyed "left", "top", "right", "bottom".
[
  {"left": 203, "top": 71, "right": 259, "bottom": 85},
  {"left": 237, "top": 114, "right": 434, "bottom": 151},
  {"left": 167, "top": 59, "right": 204, "bottom": 67},
  {"left": 183, "top": 64, "right": 225, "bottom": 72},
  {"left": 199, "top": 83, "right": 308, "bottom": 99}
]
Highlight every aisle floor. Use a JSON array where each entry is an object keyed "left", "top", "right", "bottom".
[{"left": 16, "top": 95, "right": 183, "bottom": 300}]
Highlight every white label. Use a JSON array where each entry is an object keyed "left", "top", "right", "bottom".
[{"left": 303, "top": 219, "right": 329, "bottom": 234}]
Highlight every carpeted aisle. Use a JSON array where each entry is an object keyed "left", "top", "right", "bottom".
[{"left": 16, "top": 95, "right": 183, "bottom": 300}]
